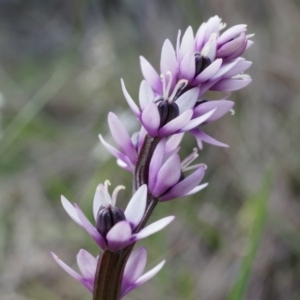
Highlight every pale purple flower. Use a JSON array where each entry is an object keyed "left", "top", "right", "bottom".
[
  {"left": 148, "top": 138, "right": 208, "bottom": 201},
  {"left": 61, "top": 181, "right": 174, "bottom": 251},
  {"left": 121, "top": 79, "right": 217, "bottom": 138},
  {"left": 51, "top": 247, "right": 165, "bottom": 298}
]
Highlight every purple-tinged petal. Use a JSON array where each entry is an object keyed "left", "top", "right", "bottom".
[
  {"left": 176, "top": 29, "right": 181, "bottom": 61},
  {"left": 93, "top": 185, "right": 102, "bottom": 221},
  {"left": 140, "top": 56, "right": 162, "bottom": 94},
  {"left": 195, "top": 22, "right": 206, "bottom": 50},
  {"left": 141, "top": 102, "right": 160, "bottom": 137},
  {"left": 204, "top": 16, "right": 221, "bottom": 42},
  {"left": 134, "top": 216, "right": 175, "bottom": 240},
  {"left": 152, "top": 154, "right": 181, "bottom": 197},
  {"left": 106, "top": 221, "right": 132, "bottom": 251},
  {"left": 211, "top": 77, "right": 252, "bottom": 91},
  {"left": 165, "top": 133, "right": 184, "bottom": 154},
  {"left": 195, "top": 130, "right": 229, "bottom": 147},
  {"left": 181, "top": 109, "right": 216, "bottom": 131},
  {"left": 99, "top": 134, "right": 133, "bottom": 170},
  {"left": 217, "top": 33, "right": 246, "bottom": 58},
  {"left": 180, "top": 26, "right": 195, "bottom": 58},
  {"left": 180, "top": 51, "right": 196, "bottom": 81},
  {"left": 193, "top": 100, "right": 234, "bottom": 121},
  {"left": 133, "top": 260, "right": 165, "bottom": 290},
  {"left": 121, "top": 79, "right": 140, "bottom": 117},
  {"left": 193, "top": 58, "right": 222, "bottom": 84},
  {"left": 77, "top": 249, "right": 97, "bottom": 282},
  {"left": 108, "top": 112, "right": 137, "bottom": 164},
  {"left": 124, "top": 184, "right": 147, "bottom": 229},
  {"left": 225, "top": 39, "right": 247, "bottom": 61},
  {"left": 246, "top": 40, "right": 254, "bottom": 50},
  {"left": 160, "top": 165, "right": 206, "bottom": 201},
  {"left": 148, "top": 139, "right": 167, "bottom": 192},
  {"left": 61, "top": 196, "right": 82, "bottom": 226},
  {"left": 75, "top": 204, "right": 106, "bottom": 249},
  {"left": 51, "top": 252, "right": 93, "bottom": 292},
  {"left": 159, "top": 109, "right": 193, "bottom": 137},
  {"left": 122, "top": 247, "right": 147, "bottom": 295},
  {"left": 210, "top": 59, "right": 239, "bottom": 81},
  {"left": 139, "top": 80, "right": 155, "bottom": 110},
  {"left": 122, "top": 260, "right": 166, "bottom": 298},
  {"left": 224, "top": 60, "right": 252, "bottom": 78},
  {"left": 201, "top": 33, "right": 217, "bottom": 61},
  {"left": 160, "top": 39, "right": 178, "bottom": 81},
  {"left": 217, "top": 24, "right": 247, "bottom": 45},
  {"left": 176, "top": 87, "right": 199, "bottom": 114},
  {"left": 185, "top": 183, "right": 209, "bottom": 196}
]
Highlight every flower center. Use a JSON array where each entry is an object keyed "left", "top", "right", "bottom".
[
  {"left": 96, "top": 205, "right": 126, "bottom": 238},
  {"left": 194, "top": 53, "right": 211, "bottom": 77}
]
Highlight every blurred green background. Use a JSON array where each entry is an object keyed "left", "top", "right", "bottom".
[{"left": 0, "top": 1, "right": 299, "bottom": 299}]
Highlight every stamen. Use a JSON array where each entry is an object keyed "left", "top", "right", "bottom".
[
  {"left": 181, "top": 148, "right": 199, "bottom": 170},
  {"left": 165, "top": 71, "right": 173, "bottom": 100},
  {"left": 230, "top": 109, "right": 235, "bottom": 115},
  {"left": 247, "top": 33, "right": 255, "bottom": 39},
  {"left": 112, "top": 185, "right": 125, "bottom": 206},
  {"left": 220, "top": 22, "right": 227, "bottom": 30},
  {"left": 169, "top": 79, "right": 188, "bottom": 101},
  {"left": 160, "top": 73, "right": 167, "bottom": 100}
]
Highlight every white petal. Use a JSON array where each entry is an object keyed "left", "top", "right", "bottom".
[
  {"left": 124, "top": 184, "right": 147, "bottom": 229},
  {"left": 121, "top": 79, "right": 140, "bottom": 117},
  {"left": 134, "top": 216, "right": 175, "bottom": 240},
  {"left": 176, "top": 87, "right": 199, "bottom": 114},
  {"left": 61, "top": 196, "right": 82, "bottom": 225},
  {"left": 181, "top": 109, "right": 216, "bottom": 131},
  {"left": 139, "top": 80, "right": 155, "bottom": 110},
  {"left": 77, "top": 249, "right": 97, "bottom": 281}
]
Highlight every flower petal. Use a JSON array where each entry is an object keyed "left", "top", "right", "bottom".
[
  {"left": 181, "top": 109, "right": 216, "bottom": 131},
  {"left": 217, "top": 24, "right": 247, "bottom": 45},
  {"left": 139, "top": 80, "right": 155, "bottom": 110},
  {"left": 141, "top": 103, "right": 160, "bottom": 137},
  {"left": 140, "top": 56, "right": 162, "bottom": 94},
  {"left": 160, "top": 39, "right": 178, "bottom": 80},
  {"left": 106, "top": 221, "right": 132, "bottom": 251},
  {"left": 99, "top": 134, "right": 133, "bottom": 171},
  {"left": 160, "top": 165, "right": 206, "bottom": 201},
  {"left": 185, "top": 183, "right": 209, "bottom": 196},
  {"left": 108, "top": 112, "right": 137, "bottom": 164},
  {"left": 159, "top": 109, "right": 193, "bottom": 137},
  {"left": 180, "top": 26, "right": 195, "bottom": 58},
  {"left": 125, "top": 184, "right": 147, "bottom": 229},
  {"left": 176, "top": 87, "right": 199, "bottom": 114},
  {"left": 148, "top": 139, "right": 167, "bottom": 192},
  {"left": 122, "top": 247, "right": 147, "bottom": 294},
  {"left": 180, "top": 51, "right": 196, "bottom": 81},
  {"left": 152, "top": 154, "right": 181, "bottom": 197},
  {"left": 211, "top": 77, "right": 252, "bottom": 91},
  {"left": 77, "top": 249, "right": 97, "bottom": 282},
  {"left": 75, "top": 204, "right": 106, "bottom": 249},
  {"left": 121, "top": 79, "right": 140, "bottom": 117},
  {"left": 61, "top": 196, "right": 82, "bottom": 225},
  {"left": 193, "top": 58, "right": 222, "bottom": 84},
  {"left": 193, "top": 100, "right": 234, "bottom": 121},
  {"left": 193, "top": 130, "right": 229, "bottom": 147},
  {"left": 134, "top": 216, "right": 175, "bottom": 240}
]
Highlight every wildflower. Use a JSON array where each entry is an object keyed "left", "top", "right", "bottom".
[
  {"left": 61, "top": 182, "right": 174, "bottom": 251},
  {"left": 148, "top": 139, "right": 208, "bottom": 201},
  {"left": 51, "top": 247, "right": 165, "bottom": 298}
]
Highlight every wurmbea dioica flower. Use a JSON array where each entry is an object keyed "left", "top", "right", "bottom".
[
  {"left": 61, "top": 181, "right": 174, "bottom": 251},
  {"left": 148, "top": 138, "right": 208, "bottom": 201},
  {"left": 121, "top": 16, "right": 253, "bottom": 142},
  {"left": 51, "top": 247, "right": 165, "bottom": 298}
]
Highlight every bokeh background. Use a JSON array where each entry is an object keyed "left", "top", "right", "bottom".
[{"left": 0, "top": 0, "right": 300, "bottom": 299}]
